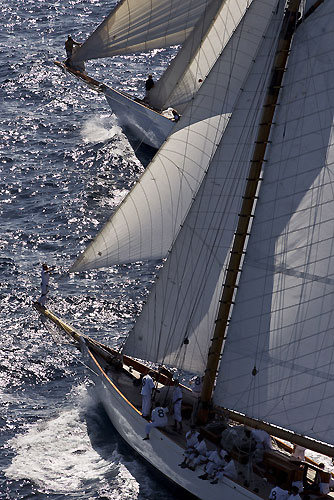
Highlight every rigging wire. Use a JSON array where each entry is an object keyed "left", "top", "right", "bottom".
[{"left": 149, "top": 0, "right": 285, "bottom": 374}]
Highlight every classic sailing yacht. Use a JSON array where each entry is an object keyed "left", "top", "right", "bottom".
[
  {"left": 56, "top": 0, "right": 256, "bottom": 151},
  {"left": 36, "top": 0, "right": 334, "bottom": 498}
]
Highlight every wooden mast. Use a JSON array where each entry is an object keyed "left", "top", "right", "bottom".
[{"left": 198, "top": 0, "right": 302, "bottom": 420}]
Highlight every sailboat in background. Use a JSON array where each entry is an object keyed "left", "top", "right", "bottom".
[
  {"left": 37, "top": 0, "right": 334, "bottom": 498},
  {"left": 56, "top": 0, "right": 257, "bottom": 151}
]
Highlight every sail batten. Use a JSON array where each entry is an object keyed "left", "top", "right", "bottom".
[{"left": 214, "top": 0, "right": 334, "bottom": 446}]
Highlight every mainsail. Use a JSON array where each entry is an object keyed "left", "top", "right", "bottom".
[
  {"left": 71, "top": 0, "right": 280, "bottom": 273},
  {"left": 214, "top": 0, "right": 334, "bottom": 446}
]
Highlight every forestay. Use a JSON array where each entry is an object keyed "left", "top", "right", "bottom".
[
  {"left": 71, "top": 0, "right": 210, "bottom": 62},
  {"left": 71, "top": 0, "right": 281, "bottom": 274},
  {"left": 214, "top": 2, "right": 334, "bottom": 446},
  {"left": 122, "top": 0, "right": 285, "bottom": 374}
]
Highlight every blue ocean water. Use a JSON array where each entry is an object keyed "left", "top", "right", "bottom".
[{"left": 0, "top": 2, "right": 181, "bottom": 499}]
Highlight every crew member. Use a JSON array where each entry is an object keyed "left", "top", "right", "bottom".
[
  {"left": 144, "top": 74, "right": 154, "bottom": 101},
  {"left": 141, "top": 371, "right": 155, "bottom": 418},
  {"left": 65, "top": 35, "right": 81, "bottom": 60},
  {"left": 38, "top": 263, "right": 52, "bottom": 307},
  {"left": 143, "top": 401, "right": 168, "bottom": 440}
]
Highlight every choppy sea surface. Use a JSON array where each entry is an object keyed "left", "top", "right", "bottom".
[{"left": 0, "top": 1, "right": 181, "bottom": 499}]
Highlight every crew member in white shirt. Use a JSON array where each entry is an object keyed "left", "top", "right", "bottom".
[
  {"left": 141, "top": 371, "right": 155, "bottom": 418},
  {"left": 268, "top": 484, "right": 289, "bottom": 500},
  {"left": 189, "top": 375, "right": 203, "bottom": 423},
  {"left": 210, "top": 455, "right": 237, "bottom": 484},
  {"left": 252, "top": 428, "right": 273, "bottom": 450},
  {"left": 198, "top": 447, "right": 228, "bottom": 480},
  {"left": 287, "top": 486, "right": 302, "bottom": 500},
  {"left": 179, "top": 425, "right": 199, "bottom": 467},
  {"left": 290, "top": 445, "right": 306, "bottom": 461},
  {"left": 181, "top": 434, "right": 207, "bottom": 470},
  {"left": 143, "top": 401, "right": 169, "bottom": 440}
]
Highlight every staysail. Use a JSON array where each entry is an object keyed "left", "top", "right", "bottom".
[
  {"left": 122, "top": 0, "right": 285, "bottom": 374},
  {"left": 148, "top": 0, "right": 252, "bottom": 112},
  {"left": 72, "top": 1, "right": 270, "bottom": 116},
  {"left": 71, "top": 0, "right": 210, "bottom": 62},
  {"left": 70, "top": 0, "right": 281, "bottom": 274},
  {"left": 214, "top": 1, "right": 334, "bottom": 446}
]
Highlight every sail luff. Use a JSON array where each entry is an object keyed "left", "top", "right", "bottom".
[
  {"left": 198, "top": 0, "right": 302, "bottom": 419},
  {"left": 147, "top": 0, "right": 222, "bottom": 110}
]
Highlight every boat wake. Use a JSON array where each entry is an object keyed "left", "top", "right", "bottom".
[
  {"left": 4, "top": 384, "right": 141, "bottom": 499},
  {"left": 81, "top": 114, "right": 122, "bottom": 145}
]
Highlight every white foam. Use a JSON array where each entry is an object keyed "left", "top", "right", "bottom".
[
  {"left": 81, "top": 114, "right": 122, "bottom": 144},
  {"left": 5, "top": 384, "right": 140, "bottom": 498}
]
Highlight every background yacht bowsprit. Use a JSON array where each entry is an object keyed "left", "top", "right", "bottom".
[{"left": 56, "top": 0, "right": 255, "bottom": 151}]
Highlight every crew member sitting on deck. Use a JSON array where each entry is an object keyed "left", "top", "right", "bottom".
[
  {"left": 210, "top": 454, "right": 237, "bottom": 484},
  {"left": 179, "top": 425, "right": 199, "bottom": 467},
  {"left": 198, "top": 447, "right": 228, "bottom": 480},
  {"left": 268, "top": 481, "right": 289, "bottom": 500},
  {"left": 287, "top": 486, "right": 302, "bottom": 500},
  {"left": 143, "top": 401, "right": 168, "bottom": 440},
  {"left": 182, "top": 434, "right": 207, "bottom": 471}
]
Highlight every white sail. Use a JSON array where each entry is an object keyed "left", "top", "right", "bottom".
[
  {"left": 214, "top": 1, "right": 334, "bottom": 445},
  {"left": 149, "top": 0, "right": 250, "bottom": 112},
  {"left": 71, "top": 0, "right": 281, "bottom": 274},
  {"left": 71, "top": 0, "right": 210, "bottom": 62},
  {"left": 123, "top": 0, "right": 285, "bottom": 373}
]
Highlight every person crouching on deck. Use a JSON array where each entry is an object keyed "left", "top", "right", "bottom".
[
  {"left": 143, "top": 401, "right": 168, "bottom": 440},
  {"left": 179, "top": 425, "right": 199, "bottom": 467},
  {"left": 181, "top": 434, "right": 207, "bottom": 471}
]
